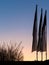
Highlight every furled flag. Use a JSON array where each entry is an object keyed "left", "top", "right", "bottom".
[
  {"left": 32, "top": 5, "right": 37, "bottom": 52},
  {"left": 40, "top": 10, "right": 47, "bottom": 52},
  {"left": 37, "top": 9, "right": 43, "bottom": 51}
]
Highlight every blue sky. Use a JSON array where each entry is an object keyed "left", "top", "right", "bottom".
[
  {"left": 0, "top": 0, "right": 49, "bottom": 61},
  {"left": 0, "top": 0, "right": 49, "bottom": 35}
]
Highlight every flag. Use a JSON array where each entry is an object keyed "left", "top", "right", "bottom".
[
  {"left": 32, "top": 5, "right": 37, "bottom": 52},
  {"left": 40, "top": 10, "right": 47, "bottom": 51},
  {"left": 37, "top": 9, "right": 43, "bottom": 51}
]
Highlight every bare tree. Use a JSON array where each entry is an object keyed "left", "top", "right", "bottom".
[{"left": 0, "top": 41, "right": 24, "bottom": 61}]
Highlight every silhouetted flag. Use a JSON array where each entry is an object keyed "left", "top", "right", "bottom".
[
  {"left": 37, "top": 9, "right": 43, "bottom": 51},
  {"left": 41, "top": 10, "right": 47, "bottom": 51},
  {"left": 32, "top": 5, "right": 37, "bottom": 52}
]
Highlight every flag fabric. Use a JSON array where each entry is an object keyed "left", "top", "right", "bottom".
[
  {"left": 37, "top": 9, "right": 43, "bottom": 51},
  {"left": 40, "top": 10, "right": 47, "bottom": 52},
  {"left": 32, "top": 5, "right": 37, "bottom": 52}
]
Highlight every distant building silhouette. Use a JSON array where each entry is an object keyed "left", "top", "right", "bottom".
[
  {"left": 32, "top": 5, "right": 47, "bottom": 61},
  {"left": 37, "top": 8, "right": 43, "bottom": 52},
  {"left": 41, "top": 10, "right": 47, "bottom": 51},
  {"left": 32, "top": 5, "right": 37, "bottom": 52}
]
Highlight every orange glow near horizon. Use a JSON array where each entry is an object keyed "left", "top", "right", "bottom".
[
  {"left": 23, "top": 45, "right": 49, "bottom": 61},
  {"left": 23, "top": 50, "right": 49, "bottom": 61},
  {"left": 0, "top": 34, "right": 49, "bottom": 61}
]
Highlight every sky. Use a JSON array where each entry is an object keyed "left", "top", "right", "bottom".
[{"left": 0, "top": 0, "right": 49, "bottom": 61}]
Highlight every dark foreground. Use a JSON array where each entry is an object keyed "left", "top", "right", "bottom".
[{"left": 0, "top": 60, "right": 49, "bottom": 64}]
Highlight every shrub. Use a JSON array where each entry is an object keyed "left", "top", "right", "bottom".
[{"left": 0, "top": 41, "right": 24, "bottom": 61}]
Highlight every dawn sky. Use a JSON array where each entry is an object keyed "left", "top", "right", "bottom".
[{"left": 0, "top": 0, "right": 49, "bottom": 61}]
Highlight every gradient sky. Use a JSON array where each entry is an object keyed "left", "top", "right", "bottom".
[{"left": 0, "top": 0, "right": 49, "bottom": 61}]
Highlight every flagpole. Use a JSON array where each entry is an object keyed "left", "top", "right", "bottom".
[
  {"left": 36, "top": 51, "right": 38, "bottom": 61},
  {"left": 46, "top": 47, "right": 47, "bottom": 60},
  {"left": 45, "top": 41, "right": 47, "bottom": 61},
  {"left": 46, "top": 10, "right": 47, "bottom": 61},
  {"left": 41, "top": 52, "right": 43, "bottom": 61}
]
